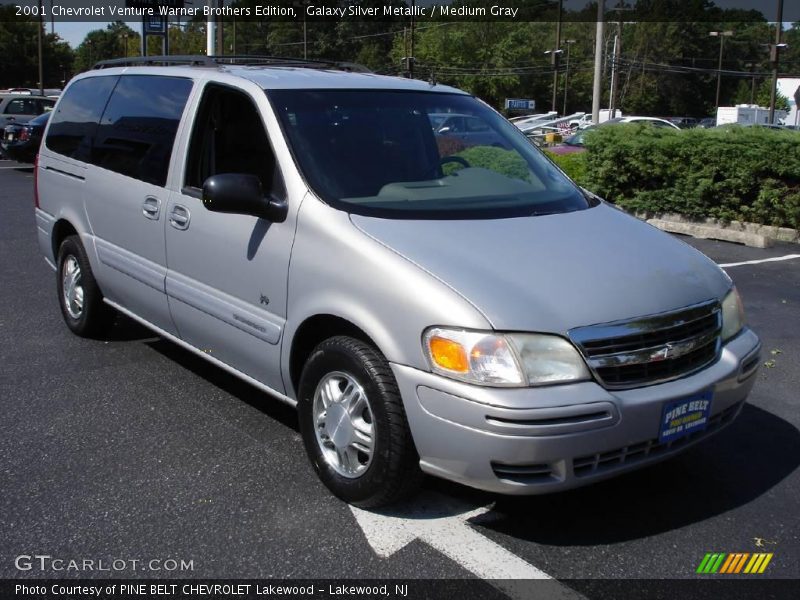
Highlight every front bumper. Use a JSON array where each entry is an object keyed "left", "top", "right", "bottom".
[{"left": 394, "top": 328, "right": 761, "bottom": 495}]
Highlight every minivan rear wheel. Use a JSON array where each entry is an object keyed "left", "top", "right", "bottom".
[
  {"left": 298, "top": 336, "right": 422, "bottom": 507},
  {"left": 57, "top": 235, "right": 115, "bottom": 337}
]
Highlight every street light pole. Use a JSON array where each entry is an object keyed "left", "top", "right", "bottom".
[
  {"left": 591, "top": 0, "right": 605, "bottom": 124},
  {"left": 768, "top": 0, "right": 784, "bottom": 124},
  {"left": 562, "top": 40, "right": 576, "bottom": 116},
  {"left": 710, "top": 31, "right": 733, "bottom": 111}
]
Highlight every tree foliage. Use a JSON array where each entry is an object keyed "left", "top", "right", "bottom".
[
  {"left": 0, "top": 5, "right": 73, "bottom": 88},
  {"left": 580, "top": 124, "right": 800, "bottom": 228},
  {"left": 0, "top": 1, "right": 798, "bottom": 119}
]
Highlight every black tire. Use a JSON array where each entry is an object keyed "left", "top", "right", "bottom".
[
  {"left": 56, "top": 235, "right": 115, "bottom": 338},
  {"left": 298, "top": 336, "right": 422, "bottom": 507}
]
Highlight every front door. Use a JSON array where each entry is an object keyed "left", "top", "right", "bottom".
[{"left": 164, "top": 83, "right": 295, "bottom": 392}]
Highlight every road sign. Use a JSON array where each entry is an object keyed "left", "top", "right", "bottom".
[
  {"left": 505, "top": 98, "right": 536, "bottom": 111},
  {"left": 144, "top": 16, "right": 167, "bottom": 34}
]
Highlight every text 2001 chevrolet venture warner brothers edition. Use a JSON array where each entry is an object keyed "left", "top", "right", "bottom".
[{"left": 33, "top": 56, "right": 761, "bottom": 507}]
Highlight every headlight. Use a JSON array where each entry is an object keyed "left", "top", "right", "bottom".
[
  {"left": 423, "top": 327, "right": 590, "bottom": 387},
  {"left": 721, "top": 287, "right": 745, "bottom": 342}
]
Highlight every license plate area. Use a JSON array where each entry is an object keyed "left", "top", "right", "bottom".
[{"left": 659, "top": 390, "right": 713, "bottom": 443}]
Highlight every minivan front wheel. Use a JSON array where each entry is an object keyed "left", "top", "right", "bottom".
[
  {"left": 57, "top": 235, "right": 115, "bottom": 337},
  {"left": 298, "top": 336, "right": 422, "bottom": 507}
]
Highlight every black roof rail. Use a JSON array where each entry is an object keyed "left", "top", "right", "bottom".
[
  {"left": 209, "top": 55, "right": 372, "bottom": 72},
  {"left": 93, "top": 55, "right": 371, "bottom": 73},
  {"left": 93, "top": 55, "right": 217, "bottom": 69}
]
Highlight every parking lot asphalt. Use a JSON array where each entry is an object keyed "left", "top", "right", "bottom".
[{"left": 1, "top": 163, "right": 798, "bottom": 591}]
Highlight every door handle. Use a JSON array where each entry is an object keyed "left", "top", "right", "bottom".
[
  {"left": 142, "top": 196, "right": 161, "bottom": 220},
  {"left": 169, "top": 205, "right": 191, "bottom": 230}
]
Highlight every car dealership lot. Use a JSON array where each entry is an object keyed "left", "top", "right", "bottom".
[{"left": 1, "top": 165, "right": 798, "bottom": 591}]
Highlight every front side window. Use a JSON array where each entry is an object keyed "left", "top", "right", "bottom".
[
  {"left": 93, "top": 75, "right": 193, "bottom": 186},
  {"left": 184, "top": 84, "right": 284, "bottom": 199},
  {"left": 45, "top": 76, "right": 119, "bottom": 161},
  {"left": 269, "top": 90, "right": 592, "bottom": 219}
]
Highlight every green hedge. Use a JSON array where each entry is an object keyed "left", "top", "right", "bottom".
[{"left": 548, "top": 125, "right": 800, "bottom": 229}]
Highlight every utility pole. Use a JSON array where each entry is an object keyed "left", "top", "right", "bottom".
[
  {"left": 710, "top": 31, "right": 733, "bottom": 111},
  {"left": 551, "top": 0, "right": 563, "bottom": 113},
  {"left": 37, "top": 0, "right": 44, "bottom": 94},
  {"left": 768, "top": 0, "right": 784, "bottom": 124},
  {"left": 608, "top": 2, "right": 626, "bottom": 119},
  {"left": 409, "top": 0, "right": 416, "bottom": 78},
  {"left": 562, "top": 39, "right": 576, "bottom": 116},
  {"left": 591, "top": 0, "right": 605, "bottom": 124}
]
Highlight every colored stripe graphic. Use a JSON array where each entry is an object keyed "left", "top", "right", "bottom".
[
  {"left": 733, "top": 553, "right": 750, "bottom": 573},
  {"left": 710, "top": 553, "right": 726, "bottom": 573},
  {"left": 758, "top": 554, "right": 773, "bottom": 573},
  {"left": 699, "top": 552, "right": 773, "bottom": 574},
  {"left": 696, "top": 553, "right": 713, "bottom": 573},
  {"left": 719, "top": 554, "right": 736, "bottom": 574}
]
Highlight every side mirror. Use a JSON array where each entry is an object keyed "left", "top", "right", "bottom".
[{"left": 202, "top": 173, "right": 288, "bottom": 223}]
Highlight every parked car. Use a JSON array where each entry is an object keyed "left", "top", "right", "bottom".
[
  {"left": 666, "top": 117, "right": 699, "bottom": 129},
  {"left": 0, "top": 93, "right": 55, "bottom": 128},
  {"left": 430, "top": 112, "right": 510, "bottom": 149},
  {"left": 2, "top": 111, "right": 50, "bottom": 163},
  {"left": 550, "top": 116, "right": 680, "bottom": 154},
  {"left": 697, "top": 117, "right": 716, "bottom": 128},
  {"left": 35, "top": 57, "right": 761, "bottom": 507}
]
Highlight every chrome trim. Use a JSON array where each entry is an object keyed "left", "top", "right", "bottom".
[
  {"left": 570, "top": 299, "right": 720, "bottom": 348},
  {"left": 569, "top": 299, "right": 722, "bottom": 390},
  {"left": 588, "top": 328, "right": 719, "bottom": 368}
]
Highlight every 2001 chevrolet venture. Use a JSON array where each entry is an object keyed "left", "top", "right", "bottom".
[{"left": 34, "top": 56, "right": 761, "bottom": 507}]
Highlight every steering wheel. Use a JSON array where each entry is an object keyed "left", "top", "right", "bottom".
[{"left": 440, "top": 156, "right": 470, "bottom": 169}]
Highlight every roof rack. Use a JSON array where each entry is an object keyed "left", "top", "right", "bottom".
[{"left": 93, "top": 55, "right": 371, "bottom": 73}]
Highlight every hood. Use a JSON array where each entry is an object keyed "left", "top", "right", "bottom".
[{"left": 351, "top": 204, "right": 730, "bottom": 334}]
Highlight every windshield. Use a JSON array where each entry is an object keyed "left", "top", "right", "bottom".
[{"left": 268, "top": 90, "right": 593, "bottom": 219}]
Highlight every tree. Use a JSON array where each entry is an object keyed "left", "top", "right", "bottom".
[
  {"left": 0, "top": 5, "right": 74, "bottom": 88},
  {"left": 74, "top": 22, "right": 139, "bottom": 72}
]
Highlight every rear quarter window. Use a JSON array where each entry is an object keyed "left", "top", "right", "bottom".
[{"left": 45, "top": 76, "right": 119, "bottom": 162}]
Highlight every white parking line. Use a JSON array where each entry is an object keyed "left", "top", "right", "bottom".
[{"left": 719, "top": 254, "right": 800, "bottom": 268}]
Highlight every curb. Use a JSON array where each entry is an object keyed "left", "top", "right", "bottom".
[
  {"left": 646, "top": 219, "right": 773, "bottom": 248},
  {"left": 637, "top": 213, "right": 799, "bottom": 248}
]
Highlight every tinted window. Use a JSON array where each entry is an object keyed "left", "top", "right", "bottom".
[
  {"left": 185, "top": 84, "right": 284, "bottom": 198},
  {"left": 93, "top": 76, "right": 192, "bottom": 186},
  {"left": 5, "top": 98, "right": 40, "bottom": 115},
  {"left": 46, "top": 76, "right": 118, "bottom": 161}
]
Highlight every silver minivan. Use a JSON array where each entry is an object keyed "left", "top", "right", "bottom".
[{"left": 34, "top": 57, "right": 761, "bottom": 507}]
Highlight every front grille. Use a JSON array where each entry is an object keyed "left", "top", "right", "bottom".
[
  {"left": 573, "top": 401, "right": 742, "bottom": 477},
  {"left": 570, "top": 300, "right": 722, "bottom": 390}
]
